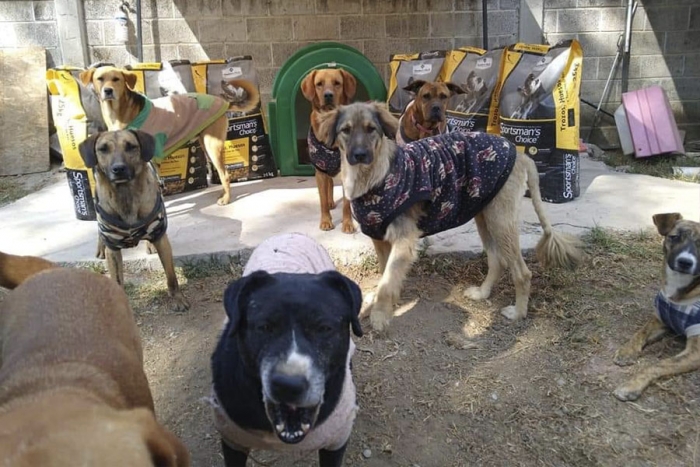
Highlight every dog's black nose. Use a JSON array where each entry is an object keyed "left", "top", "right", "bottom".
[
  {"left": 430, "top": 105, "right": 442, "bottom": 117},
  {"left": 349, "top": 149, "right": 371, "bottom": 165},
  {"left": 323, "top": 92, "right": 334, "bottom": 103},
  {"left": 675, "top": 256, "right": 696, "bottom": 272},
  {"left": 110, "top": 163, "right": 128, "bottom": 176},
  {"left": 270, "top": 374, "right": 308, "bottom": 402},
  {"left": 103, "top": 88, "right": 114, "bottom": 97}
]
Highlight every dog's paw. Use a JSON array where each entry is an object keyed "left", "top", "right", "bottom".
[
  {"left": 320, "top": 219, "right": 335, "bottom": 231},
  {"left": 169, "top": 293, "right": 191, "bottom": 313},
  {"left": 328, "top": 200, "right": 337, "bottom": 210},
  {"left": 95, "top": 246, "right": 106, "bottom": 260},
  {"left": 341, "top": 221, "right": 356, "bottom": 234},
  {"left": 613, "top": 348, "right": 639, "bottom": 367},
  {"left": 613, "top": 382, "right": 643, "bottom": 402},
  {"left": 464, "top": 286, "right": 487, "bottom": 301},
  {"left": 146, "top": 242, "right": 158, "bottom": 255},
  {"left": 370, "top": 310, "right": 391, "bottom": 333},
  {"left": 217, "top": 194, "right": 231, "bottom": 206},
  {"left": 500, "top": 305, "right": 526, "bottom": 321}
]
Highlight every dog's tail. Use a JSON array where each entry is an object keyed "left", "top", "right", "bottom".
[
  {"left": 0, "top": 251, "right": 58, "bottom": 290},
  {"left": 524, "top": 157, "right": 583, "bottom": 270}
]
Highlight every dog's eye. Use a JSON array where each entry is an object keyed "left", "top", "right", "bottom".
[
  {"left": 97, "top": 144, "right": 109, "bottom": 153},
  {"left": 96, "top": 77, "right": 104, "bottom": 82},
  {"left": 340, "top": 127, "right": 351, "bottom": 135},
  {"left": 334, "top": 81, "right": 341, "bottom": 87},
  {"left": 366, "top": 125, "right": 376, "bottom": 133},
  {"left": 422, "top": 93, "right": 431, "bottom": 100},
  {"left": 112, "top": 77, "right": 120, "bottom": 82},
  {"left": 256, "top": 322, "right": 275, "bottom": 333},
  {"left": 315, "top": 82, "right": 322, "bottom": 87},
  {"left": 124, "top": 142, "right": 137, "bottom": 151},
  {"left": 439, "top": 93, "right": 448, "bottom": 99},
  {"left": 668, "top": 234, "right": 681, "bottom": 242},
  {"left": 317, "top": 324, "right": 334, "bottom": 334}
]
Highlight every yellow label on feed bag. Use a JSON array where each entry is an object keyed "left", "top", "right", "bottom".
[
  {"left": 157, "top": 148, "right": 188, "bottom": 179},
  {"left": 224, "top": 138, "right": 250, "bottom": 167}
]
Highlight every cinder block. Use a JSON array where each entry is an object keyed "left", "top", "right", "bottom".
[
  {"left": 599, "top": 8, "right": 626, "bottom": 32},
  {"left": 0, "top": 28, "right": 17, "bottom": 47},
  {"left": 337, "top": 40, "right": 364, "bottom": 54},
  {"left": 408, "top": 37, "right": 453, "bottom": 52},
  {"left": 316, "top": 0, "right": 362, "bottom": 14},
  {"left": 430, "top": 12, "right": 477, "bottom": 37},
  {"left": 46, "top": 47, "right": 63, "bottom": 67},
  {"left": 86, "top": 21, "right": 104, "bottom": 47},
  {"left": 223, "top": 0, "right": 269, "bottom": 16},
  {"left": 33, "top": 1, "right": 55, "bottom": 21},
  {"left": 363, "top": 0, "right": 451, "bottom": 14},
  {"left": 484, "top": 10, "right": 518, "bottom": 35},
  {"left": 557, "top": 9, "right": 600, "bottom": 33},
  {"left": 199, "top": 18, "right": 246, "bottom": 43},
  {"left": 269, "top": 0, "right": 315, "bottom": 15},
  {"left": 152, "top": 19, "right": 198, "bottom": 44},
  {"left": 543, "top": 0, "right": 576, "bottom": 8},
  {"left": 172, "top": 0, "right": 222, "bottom": 18},
  {"left": 577, "top": 0, "right": 623, "bottom": 7},
  {"left": 386, "top": 14, "right": 429, "bottom": 38},
  {"left": 294, "top": 16, "right": 339, "bottom": 40},
  {"left": 89, "top": 46, "right": 134, "bottom": 66},
  {"left": 544, "top": 10, "right": 558, "bottom": 33},
  {"left": 225, "top": 43, "right": 272, "bottom": 67},
  {"left": 666, "top": 31, "right": 700, "bottom": 54},
  {"left": 454, "top": 36, "right": 482, "bottom": 48},
  {"left": 633, "top": 54, "right": 684, "bottom": 78},
  {"left": 691, "top": 6, "right": 700, "bottom": 30},
  {"left": 178, "top": 43, "right": 225, "bottom": 62},
  {"left": 362, "top": 38, "right": 409, "bottom": 63},
  {"left": 577, "top": 31, "right": 626, "bottom": 56},
  {"left": 142, "top": 45, "right": 178, "bottom": 62},
  {"left": 272, "top": 42, "right": 312, "bottom": 67},
  {"left": 685, "top": 53, "right": 700, "bottom": 77},
  {"left": 544, "top": 32, "right": 574, "bottom": 47},
  {"left": 0, "top": 1, "right": 34, "bottom": 22},
  {"left": 255, "top": 66, "right": 278, "bottom": 94},
  {"left": 247, "top": 17, "right": 293, "bottom": 42},
  {"left": 14, "top": 22, "right": 58, "bottom": 47},
  {"left": 644, "top": 6, "right": 693, "bottom": 32},
  {"left": 141, "top": 0, "right": 173, "bottom": 19},
  {"left": 498, "top": 0, "right": 520, "bottom": 10},
  {"left": 580, "top": 78, "right": 621, "bottom": 103},
  {"left": 83, "top": 1, "right": 111, "bottom": 20},
  {"left": 582, "top": 57, "right": 598, "bottom": 80},
  {"left": 455, "top": 0, "right": 498, "bottom": 11},
  {"left": 678, "top": 123, "right": 700, "bottom": 142},
  {"left": 340, "top": 15, "right": 384, "bottom": 39}
]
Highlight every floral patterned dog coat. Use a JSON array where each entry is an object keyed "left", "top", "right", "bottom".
[
  {"left": 352, "top": 131, "right": 517, "bottom": 240},
  {"left": 307, "top": 128, "right": 341, "bottom": 177}
]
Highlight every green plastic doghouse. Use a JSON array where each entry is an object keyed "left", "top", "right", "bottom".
[{"left": 267, "top": 42, "right": 387, "bottom": 176}]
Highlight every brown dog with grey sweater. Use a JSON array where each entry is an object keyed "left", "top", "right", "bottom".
[{"left": 0, "top": 252, "right": 189, "bottom": 466}]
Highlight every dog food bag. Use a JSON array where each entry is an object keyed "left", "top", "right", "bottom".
[
  {"left": 192, "top": 56, "right": 277, "bottom": 183},
  {"left": 441, "top": 46, "right": 507, "bottom": 134},
  {"left": 125, "top": 60, "right": 196, "bottom": 98},
  {"left": 126, "top": 61, "right": 209, "bottom": 196},
  {"left": 387, "top": 50, "right": 448, "bottom": 116},
  {"left": 498, "top": 40, "right": 583, "bottom": 203},
  {"left": 46, "top": 67, "right": 104, "bottom": 220}
]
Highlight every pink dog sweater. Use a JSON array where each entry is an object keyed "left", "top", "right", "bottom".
[
  {"left": 211, "top": 233, "right": 359, "bottom": 455},
  {"left": 127, "top": 93, "right": 229, "bottom": 161}
]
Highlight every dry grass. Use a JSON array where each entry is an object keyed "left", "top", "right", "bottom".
[{"left": 603, "top": 149, "right": 700, "bottom": 183}]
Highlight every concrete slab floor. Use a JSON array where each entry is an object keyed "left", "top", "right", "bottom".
[{"left": 0, "top": 155, "right": 698, "bottom": 266}]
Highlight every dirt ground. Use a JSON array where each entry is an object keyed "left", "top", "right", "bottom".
[{"left": 113, "top": 229, "right": 699, "bottom": 467}]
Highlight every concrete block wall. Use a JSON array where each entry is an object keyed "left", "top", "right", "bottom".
[
  {"left": 544, "top": 0, "right": 700, "bottom": 145},
  {"left": 0, "top": 1, "right": 60, "bottom": 67},
  {"left": 80, "top": 0, "right": 519, "bottom": 107}
]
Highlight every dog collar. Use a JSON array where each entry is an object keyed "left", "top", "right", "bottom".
[{"left": 411, "top": 113, "right": 441, "bottom": 137}]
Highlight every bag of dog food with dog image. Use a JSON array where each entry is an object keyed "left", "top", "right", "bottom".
[
  {"left": 126, "top": 61, "right": 210, "bottom": 196},
  {"left": 498, "top": 40, "right": 583, "bottom": 203},
  {"left": 125, "top": 60, "right": 197, "bottom": 98},
  {"left": 387, "top": 50, "right": 448, "bottom": 116},
  {"left": 441, "top": 46, "right": 506, "bottom": 135},
  {"left": 192, "top": 56, "right": 277, "bottom": 184},
  {"left": 46, "top": 66, "right": 110, "bottom": 221}
]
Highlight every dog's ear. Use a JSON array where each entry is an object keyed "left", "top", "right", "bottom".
[
  {"left": 79, "top": 68, "right": 95, "bottom": 87},
  {"left": 123, "top": 70, "right": 138, "bottom": 91},
  {"left": 223, "top": 271, "right": 275, "bottom": 337},
  {"left": 653, "top": 213, "right": 683, "bottom": 236},
  {"left": 318, "top": 271, "right": 363, "bottom": 337},
  {"left": 78, "top": 132, "right": 102, "bottom": 169},
  {"left": 445, "top": 82, "right": 466, "bottom": 95},
  {"left": 372, "top": 102, "right": 399, "bottom": 140},
  {"left": 300, "top": 70, "right": 317, "bottom": 102},
  {"left": 315, "top": 108, "right": 340, "bottom": 147},
  {"left": 129, "top": 130, "right": 157, "bottom": 162},
  {"left": 341, "top": 69, "right": 357, "bottom": 103},
  {"left": 403, "top": 79, "right": 426, "bottom": 95}
]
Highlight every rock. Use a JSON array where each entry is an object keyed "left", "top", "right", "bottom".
[{"left": 362, "top": 449, "right": 372, "bottom": 459}]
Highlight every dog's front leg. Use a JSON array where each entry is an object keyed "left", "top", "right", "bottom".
[
  {"left": 96, "top": 235, "right": 106, "bottom": 259},
  {"left": 316, "top": 170, "right": 334, "bottom": 231},
  {"left": 105, "top": 248, "right": 124, "bottom": 285},
  {"left": 371, "top": 238, "right": 392, "bottom": 274},
  {"left": 370, "top": 217, "right": 421, "bottom": 332},
  {"left": 341, "top": 196, "right": 356, "bottom": 234},
  {"left": 151, "top": 234, "right": 190, "bottom": 312},
  {"left": 319, "top": 443, "right": 348, "bottom": 467},
  {"left": 221, "top": 439, "right": 248, "bottom": 467},
  {"left": 614, "top": 316, "right": 669, "bottom": 367},
  {"left": 614, "top": 336, "right": 700, "bottom": 401}
]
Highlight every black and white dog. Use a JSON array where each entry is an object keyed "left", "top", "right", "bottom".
[{"left": 210, "top": 233, "right": 363, "bottom": 467}]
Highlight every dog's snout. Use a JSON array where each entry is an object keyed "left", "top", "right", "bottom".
[
  {"left": 349, "top": 148, "right": 371, "bottom": 165},
  {"left": 674, "top": 253, "right": 697, "bottom": 273},
  {"left": 430, "top": 104, "right": 442, "bottom": 116},
  {"left": 270, "top": 373, "right": 309, "bottom": 403},
  {"left": 110, "top": 163, "right": 128, "bottom": 176},
  {"left": 103, "top": 87, "right": 114, "bottom": 97},
  {"left": 323, "top": 91, "right": 334, "bottom": 103}
]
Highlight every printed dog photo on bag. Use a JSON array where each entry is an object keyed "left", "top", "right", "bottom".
[{"left": 387, "top": 51, "right": 447, "bottom": 116}]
